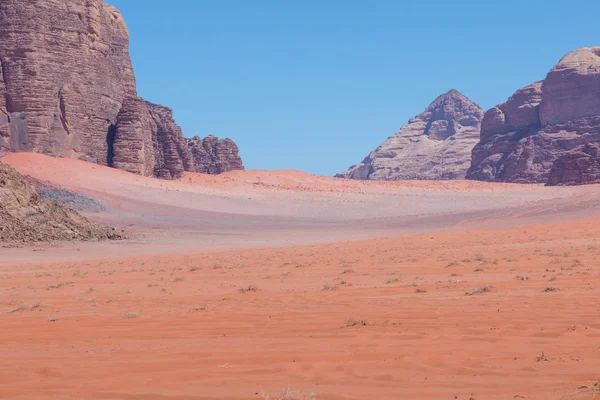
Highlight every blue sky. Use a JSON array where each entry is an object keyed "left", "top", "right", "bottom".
[{"left": 109, "top": 0, "right": 599, "bottom": 176}]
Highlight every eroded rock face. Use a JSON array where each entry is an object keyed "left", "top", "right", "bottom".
[
  {"left": 467, "top": 47, "right": 600, "bottom": 184},
  {"left": 0, "top": 0, "right": 136, "bottom": 161},
  {"left": 187, "top": 135, "right": 244, "bottom": 174},
  {"left": 337, "top": 90, "right": 483, "bottom": 180},
  {"left": 541, "top": 47, "right": 600, "bottom": 126},
  {"left": 145, "top": 102, "right": 196, "bottom": 179},
  {"left": 547, "top": 144, "right": 600, "bottom": 186},
  {"left": 0, "top": 0, "right": 244, "bottom": 178},
  {"left": 112, "top": 97, "right": 156, "bottom": 176}
]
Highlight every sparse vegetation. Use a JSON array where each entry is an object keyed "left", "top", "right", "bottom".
[
  {"left": 536, "top": 351, "right": 552, "bottom": 362},
  {"left": 45, "top": 281, "right": 73, "bottom": 290},
  {"left": 543, "top": 286, "right": 559, "bottom": 292},
  {"left": 8, "top": 303, "right": 29, "bottom": 314},
  {"left": 322, "top": 283, "right": 337, "bottom": 291},
  {"left": 261, "top": 386, "right": 317, "bottom": 400},
  {"left": 239, "top": 285, "right": 258, "bottom": 293},
  {"left": 121, "top": 311, "right": 139, "bottom": 319},
  {"left": 466, "top": 285, "right": 491, "bottom": 296},
  {"left": 344, "top": 317, "right": 368, "bottom": 327}
]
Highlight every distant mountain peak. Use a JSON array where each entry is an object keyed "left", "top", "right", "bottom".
[{"left": 337, "top": 90, "right": 483, "bottom": 181}]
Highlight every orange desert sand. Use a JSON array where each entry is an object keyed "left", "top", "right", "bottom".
[{"left": 1, "top": 153, "right": 600, "bottom": 400}]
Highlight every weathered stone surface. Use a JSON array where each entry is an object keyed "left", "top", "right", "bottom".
[
  {"left": 547, "top": 143, "right": 600, "bottom": 186},
  {"left": 0, "top": 0, "right": 244, "bottom": 178},
  {"left": 187, "top": 135, "right": 244, "bottom": 174},
  {"left": 0, "top": 161, "right": 119, "bottom": 242},
  {"left": 479, "top": 82, "right": 543, "bottom": 141},
  {"left": 468, "top": 47, "right": 600, "bottom": 184},
  {"left": 145, "top": 102, "right": 196, "bottom": 179},
  {"left": 0, "top": 0, "right": 136, "bottom": 161},
  {"left": 111, "top": 97, "right": 155, "bottom": 176},
  {"left": 540, "top": 47, "right": 600, "bottom": 126},
  {"left": 337, "top": 90, "right": 483, "bottom": 180}
]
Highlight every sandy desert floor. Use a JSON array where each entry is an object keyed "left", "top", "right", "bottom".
[{"left": 1, "top": 153, "right": 600, "bottom": 399}]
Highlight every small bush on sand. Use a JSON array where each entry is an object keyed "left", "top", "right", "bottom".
[
  {"left": 466, "top": 285, "right": 491, "bottom": 296},
  {"left": 262, "top": 386, "right": 317, "bottom": 400},
  {"left": 8, "top": 303, "right": 28, "bottom": 314},
  {"left": 344, "top": 317, "right": 368, "bottom": 327},
  {"left": 239, "top": 285, "right": 258, "bottom": 293},
  {"left": 543, "top": 286, "right": 559, "bottom": 292},
  {"left": 121, "top": 311, "right": 139, "bottom": 319}
]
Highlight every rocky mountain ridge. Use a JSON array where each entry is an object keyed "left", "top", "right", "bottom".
[
  {"left": 337, "top": 90, "right": 483, "bottom": 180},
  {"left": 467, "top": 47, "right": 600, "bottom": 185}
]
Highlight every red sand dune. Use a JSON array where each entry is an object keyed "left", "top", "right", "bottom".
[{"left": 1, "top": 153, "right": 600, "bottom": 399}]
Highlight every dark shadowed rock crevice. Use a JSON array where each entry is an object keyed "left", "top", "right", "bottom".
[{"left": 337, "top": 90, "right": 483, "bottom": 180}]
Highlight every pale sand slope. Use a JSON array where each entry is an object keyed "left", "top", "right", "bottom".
[{"left": 1, "top": 152, "right": 600, "bottom": 263}]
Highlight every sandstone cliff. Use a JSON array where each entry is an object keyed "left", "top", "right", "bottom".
[
  {"left": 337, "top": 90, "right": 483, "bottom": 180},
  {"left": 0, "top": 0, "right": 243, "bottom": 178},
  {"left": 187, "top": 135, "right": 244, "bottom": 174},
  {"left": 547, "top": 143, "right": 600, "bottom": 186},
  {"left": 467, "top": 47, "right": 600, "bottom": 184}
]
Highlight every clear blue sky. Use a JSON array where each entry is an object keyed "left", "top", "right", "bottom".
[{"left": 109, "top": 0, "right": 599, "bottom": 176}]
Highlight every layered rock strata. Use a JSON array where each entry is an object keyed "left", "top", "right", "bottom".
[{"left": 337, "top": 90, "right": 483, "bottom": 180}]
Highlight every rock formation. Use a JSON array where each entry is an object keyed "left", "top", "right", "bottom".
[
  {"left": 337, "top": 90, "right": 483, "bottom": 180},
  {"left": 0, "top": 161, "right": 118, "bottom": 242},
  {"left": 467, "top": 47, "right": 600, "bottom": 184},
  {"left": 187, "top": 135, "right": 244, "bottom": 174},
  {"left": 144, "top": 101, "right": 196, "bottom": 180},
  {"left": 547, "top": 143, "right": 600, "bottom": 186},
  {"left": 0, "top": 0, "right": 243, "bottom": 178}
]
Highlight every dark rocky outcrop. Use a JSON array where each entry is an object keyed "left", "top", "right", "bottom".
[
  {"left": 0, "top": 161, "right": 118, "bottom": 242},
  {"left": 0, "top": 0, "right": 243, "bottom": 178},
  {"left": 187, "top": 135, "right": 244, "bottom": 174},
  {"left": 467, "top": 47, "right": 600, "bottom": 184},
  {"left": 547, "top": 143, "right": 600, "bottom": 186},
  {"left": 337, "top": 90, "right": 483, "bottom": 180}
]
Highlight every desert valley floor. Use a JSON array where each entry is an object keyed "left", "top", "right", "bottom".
[{"left": 1, "top": 153, "right": 600, "bottom": 400}]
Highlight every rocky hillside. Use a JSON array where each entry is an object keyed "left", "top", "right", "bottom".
[
  {"left": 0, "top": 161, "right": 118, "bottom": 242},
  {"left": 337, "top": 90, "right": 483, "bottom": 180},
  {"left": 467, "top": 47, "right": 600, "bottom": 185},
  {"left": 0, "top": 0, "right": 243, "bottom": 179},
  {"left": 547, "top": 143, "right": 600, "bottom": 186},
  {"left": 187, "top": 135, "right": 244, "bottom": 174}
]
